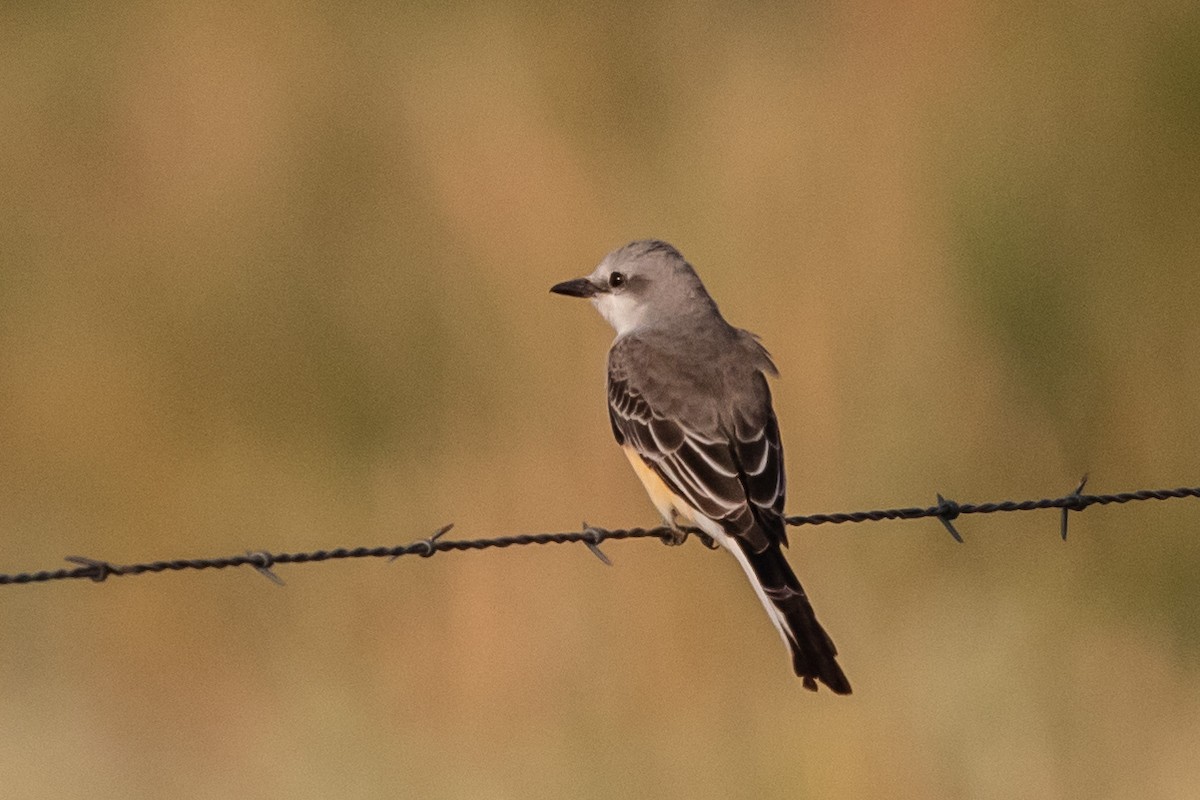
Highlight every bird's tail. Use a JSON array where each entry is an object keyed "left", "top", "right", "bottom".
[{"left": 734, "top": 540, "right": 852, "bottom": 694}]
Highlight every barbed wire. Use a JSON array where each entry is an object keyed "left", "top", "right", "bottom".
[{"left": 2, "top": 479, "right": 1198, "bottom": 588}]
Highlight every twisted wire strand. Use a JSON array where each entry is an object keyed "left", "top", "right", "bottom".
[{"left": 2, "top": 483, "right": 1197, "bottom": 587}]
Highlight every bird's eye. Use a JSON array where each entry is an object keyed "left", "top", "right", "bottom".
[{"left": 608, "top": 272, "right": 626, "bottom": 288}]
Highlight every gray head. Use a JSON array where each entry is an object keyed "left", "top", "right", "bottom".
[{"left": 550, "top": 240, "right": 721, "bottom": 336}]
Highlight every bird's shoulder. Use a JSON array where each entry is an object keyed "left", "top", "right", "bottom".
[
  {"left": 609, "top": 324, "right": 773, "bottom": 379},
  {"left": 608, "top": 327, "right": 775, "bottom": 417},
  {"left": 608, "top": 330, "right": 721, "bottom": 428}
]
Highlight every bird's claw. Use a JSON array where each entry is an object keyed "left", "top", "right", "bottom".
[
  {"left": 662, "top": 528, "right": 689, "bottom": 546},
  {"left": 660, "top": 525, "right": 720, "bottom": 550}
]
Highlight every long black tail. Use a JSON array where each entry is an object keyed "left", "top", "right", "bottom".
[{"left": 740, "top": 541, "right": 851, "bottom": 694}]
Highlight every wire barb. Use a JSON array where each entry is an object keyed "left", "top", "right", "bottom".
[
  {"left": 1061, "top": 474, "right": 1089, "bottom": 541},
  {"left": 934, "top": 494, "right": 964, "bottom": 543},
  {"left": 581, "top": 522, "right": 613, "bottom": 566},
  {"left": 3, "top": 482, "right": 1198, "bottom": 588},
  {"left": 246, "top": 550, "right": 285, "bottom": 586},
  {"left": 392, "top": 523, "right": 454, "bottom": 561},
  {"left": 63, "top": 556, "right": 116, "bottom": 583},
  {"left": 419, "top": 523, "right": 454, "bottom": 558}
]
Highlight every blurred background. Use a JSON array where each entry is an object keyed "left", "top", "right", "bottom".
[{"left": 2, "top": 2, "right": 1199, "bottom": 797}]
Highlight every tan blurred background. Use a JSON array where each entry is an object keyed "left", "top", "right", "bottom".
[{"left": 2, "top": 2, "right": 1199, "bottom": 798}]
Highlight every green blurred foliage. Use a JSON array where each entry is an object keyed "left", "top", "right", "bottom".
[{"left": 1, "top": 2, "right": 1199, "bottom": 798}]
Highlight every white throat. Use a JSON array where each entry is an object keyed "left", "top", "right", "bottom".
[{"left": 591, "top": 293, "right": 648, "bottom": 336}]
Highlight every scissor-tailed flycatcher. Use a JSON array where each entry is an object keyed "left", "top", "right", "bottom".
[{"left": 551, "top": 240, "right": 850, "bottom": 693}]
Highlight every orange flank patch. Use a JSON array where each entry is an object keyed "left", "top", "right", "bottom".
[{"left": 621, "top": 445, "right": 700, "bottom": 528}]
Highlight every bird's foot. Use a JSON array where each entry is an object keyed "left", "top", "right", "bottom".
[
  {"left": 687, "top": 527, "right": 721, "bottom": 550},
  {"left": 661, "top": 522, "right": 720, "bottom": 550},
  {"left": 661, "top": 527, "right": 689, "bottom": 546}
]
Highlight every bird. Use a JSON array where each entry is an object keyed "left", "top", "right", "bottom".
[{"left": 550, "top": 239, "right": 851, "bottom": 693}]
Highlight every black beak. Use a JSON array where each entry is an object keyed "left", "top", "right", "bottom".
[{"left": 549, "top": 277, "right": 599, "bottom": 298}]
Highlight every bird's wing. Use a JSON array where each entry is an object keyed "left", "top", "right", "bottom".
[{"left": 607, "top": 338, "right": 787, "bottom": 552}]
